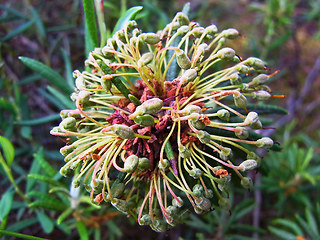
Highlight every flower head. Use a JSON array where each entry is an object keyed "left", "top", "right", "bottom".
[{"left": 51, "top": 12, "right": 280, "bottom": 231}]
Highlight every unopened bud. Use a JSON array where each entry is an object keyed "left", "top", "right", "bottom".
[
  {"left": 180, "top": 68, "right": 197, "bottom": 83},
  {"left": 218, "top": 198, "right": 231, "bottom": 211},
  {"left": 166, "top": 205, "right": 178, "bottom": 217},
  {"left": 59, "top": 117, "right": 76, "bottom": 131},
  {"left": 189, "top": 168, "right": 202, "bottom": 179},
  {"left": 230, "top": 73, "right": 242, "bottom": 85},
  {"left": 196, "top": 130, "right": 211, "bottom": 144},
  {"left": 111, "top": 198, "right": 128, "bottom": 213},
  {"left": 142, "top": 33, "right": 160, "bottom": 45},
  {"left": 235, "top": 127, "right": 249, "bottom": 139},
  {"left": 137, "top": 157, "right": 150, "bottom": 171},
  {"left": 250, "top": 74, "right": 269, "bottom": 86},
  {"left": 60, "top": 145, "right": 74, "bottom": 156},
  {"left": 177, "top": 25, "right": 190, "bottom": 34},
  {"left": 204, "top": 189, "right": 213, "bottom": 199},
  {"left": 217, "top": 109, "right": 230, "bottom": 121},
  {"left": 112, "top": 124, "right": 135, "bottom": 139},
  {"left": 253, "top": 91, "right": 271, "bottom": 101},
  {"left": 247, "top": 151, "right": 257, "bottom": 160},
  {"left": 139, "top": 214, "right": 152, "bottom": 225},
  {"left": 239, "top": 159, "right": 258, "bottom": 171},
  {"left": 197, "top": 197, "right": 211, "bottom": 211},
  {"left": 172, "top": 197, "right": 184, "bottom": 208},
  {"left": 236, "top": 64, "right": 249, "bottom": 74},
  {"left": 181, "top": 105, "right": 202, "bottom": 115},
  {"left": 219, "top": 147, "right": 233, "bottom": 160},
  {"left": 246, "top": 57, "right": 265, "bottom": 70},
  {"left": 138, "top": 52, "right": 154, "bottom": 67},
  {"left": 205, "top": 25, "right": 218, "bottom": 35},
  {"left": 191, "top": 27, "right": 205, "bottom": 38},
  {"left": 193, "top": 184, "right": 203, "bottom": 197},
  {"left": 233, "top": 93, "right": 247, "bottom": 109},
  {"left": 126, "top": 20, "right": 138, "bottom": 29},
  {"left": 179, "top": 145, "right": 191, "bottom": 159},
  {"left": 124, "top": 155, "right": 139, "bottom": 172},
  {"left": 256, "top": 137, "right": 273, "bottom": 149},
  {"left": 114, "top": 30, "right": 126, "bottom": 42},
  {"left": 133, "top": 114, "right": 155, "bottom": 127},
  {"left": 221, "top": 28, "right": 239, "bottom": 39},
  {"left": 216, "top": 47, "right": 235, "bottom": 61},
  {"left": 75, "top": 75, "right": 86, "bottom": 90},
  {"left": 158, "top": 159, "right": 170, "bottom": 171},
  {"left": 196, "top": 43, "right": 209, "bottom": 56},
  {"left": 191, "top": 119, "right": 206, "bottom": 129},
  {"left": 176, "top": 50, "right": 191, "bottom": 70},
  {"left": 177, "top": 12, "right": 189, "bottom": 25},
  {"left": 107, "top": 182, "right": 125, "bottom": 199},
  {"left": 241, "top": 177, "right": 253, "bottom": 189},
  {"left": 244, "top": 112, "right": 262, "bottom": 129},
  {"left": 77, "top": 91, "right": 91, "bottom": 105},
  {"left": 132, "top": 28, "right": 142, "bottom": 37}
]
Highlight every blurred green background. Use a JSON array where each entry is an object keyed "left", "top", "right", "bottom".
[{"left": 0, "top": 0, "right": 319, "bottom": 239}]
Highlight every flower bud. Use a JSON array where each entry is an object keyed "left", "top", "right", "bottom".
[
  {"left": 253, "top": 91, "right": 271, "bottom": 101},
  {"left": 90, "top": 179, "right": 104, "bottom": 193},
  {"left": 218, "top": 175, "right": 231, "bottom": 191},
  {"left": 221, "top": 28, "right": 239, "bottom": 39},
  {"left": 112, "top": 124, "right": 135, "bottom": 139},
  {"left": 139, "top": 214, "right": 152, "bottom": 225},
  {"left": 176, "top": 50, "right": 191, "bottom": 70},
  {"left": 197, "top": 197, "right": 211, "bottom": 211},
  {"left": 235, "top": 127, "right": 249, "bottom": 139},
  {"left": 132, "top": 98, "right": 163, "bottom": 118},
  {"left": 218, "top": 37, "right": 226, "bottom": 45},
  {"left": 216, "top": 47, "right": 236, "bottom": 61},
  {"left": 60, "top": 166, "right": 74, "bottom": 177},
  {"left": 151, "top": 219, "right": 168, "bottom": 232},
  {"left": 189, "top": 168, "right": 202, "bottom": 179},
  {"left": 193, "top": 184, "right": 203, "bottom": 197},
  {"left": 107, "top": 38, "right": 117, "bottom": 49},
  {"left": 126, "top": 20, "right": 138, "bottom": 29},
  {"left": 256, "top": 137, "right": 273, "bottom": 149},
  {"left": 239, "top": 159, "right": 258, "bottom": 171},
  {"left": 142, "top": 33, "right": 161, "bottom": 45},
  {"left": 247, "top": 151, "right": 257, "bottom": 160},
  {"left": 177, "top": 25, "right": 190, "bottom": 34},
  {"left": 111, "top": 198, "right": 129, "bottom": 214},
  {"left": 218, "top": 198, "right": 231, "bottom": 211},
  {"left": 180, "top": 68, "right": 198, "bottom": 83},
  {"left": 191, "top": 119, "right": 206, "bottom": 130},
  {"left": 196, "top": 130, "right": 211, "bottom": 144},
  {"left": 250, "top": 74, "right": 269, "bottom": 86},
  {"left": 205, "top": 25, "right": 218, "bottom": 35},
  {"left": 219, "top": 147, "right": 233, "bottom": 160},
  {"left": 77, "top": 91, "right": 91, "bottom": 105},
  {"left": 178, "top": 145, "right": 191, "bottom": 159},
  {"left": 196, "top": 43, "right": 208, "bottom": 56},
  {"left": 233, "top": 93, "right": 247, "bottom": 109},
  {"left": 59, "top": 117, "right": 76, "bottom": 131},
  {"left": 246, "top": 57, "right": 265, "bottom": 70},
  {"left": 60, "top": 145, "right": 74, "bottom": 156},
  {"left": 191, "top": 27, "right": 205, "bottom": 38},
  {"left": 75, "top": 75, "right": 86, "bottom": 90},
  {"left": 204, "top": 189, "right": 213, "bottom": 199},
  {"left": 230, "top": 73, "right": 242, "bottom": 85},
  {"left": 241, "top": 177, "right": 253, "bottom": 189},
  {"left": 217, "top": 109, "right": 230, "bottom": 121},
  {"left": 137, "top": 157, "right": 150, "bottom": 171},
  {"left": 172, "top": 197, "right": 184, "bottom": 208},
  {"left": 101, "top": 46, "right": 114, "bottom": 59},
  {"left": 132, "top": 28, "right": 142, "bottom": 37},
  {"left": 133, "top": 114, "right": 155, "bottom": 127},
  {"left": 181, "top": 105, "right": 202, "bottom": 115},
  {"left": 236, "top": 64, "right": 249, "bottom": 74},
  {"left": 166, "top": 205, "right": 178, "bottom": 217},
  {"left": 124, "top": 155, "right": 139, "bottom": 172},
  {"left": 107, "top": 182, "right": 125, "bottom": 199},
  {"left": 177, "top": 12, "right": 189, "bottom": 25},
  {"left": 194, "top": 206, "right": 204, "bottom": 214},
  {"left": 158, "top": 158, "right": 170, "bottom": 171},
  {"left": 138, "top": 52, "right": 154, "bottom": 67},
  {"left": 114, "top": 30, "right": 126, "bottom": 42},
  {"left": 244, "top": 112, "right": 262, "bottom": 129}
]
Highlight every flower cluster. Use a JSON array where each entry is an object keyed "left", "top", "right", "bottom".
[{"left": 51, "top": 12, "right": 280, "bottom": 231}]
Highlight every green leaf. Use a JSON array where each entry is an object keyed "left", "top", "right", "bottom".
[
  {"left": 29, "top": 6, "right": 46, "bottom": 38},
  {"left": 268, "top": 226, "right": 297, "bottom": 240},
  {"left": 305, "top": 208, "right": 319, "bottom": 236},
  {"left": 0, "top": 4, "right": 28, "bottom": 19},
  {"left": 112, "top": 6, "right": 143, "bottom": 35},
  {"left": 0, "top": 136, "right": 15, "bottom": 167},
  {"left": 6, "top": 217, "right": 38, "bottom": 232},
  {"left": 0, "top": 230, "right": 48, "bottom": 240},
  {"left": 76, "top": 221, "right": 89, "bottom": 240},
  {"left": 82, "top": 0, "right": 98, "bottom": 47},
  {"left": 30, "top": 199, "right": 67, "bottom": 212},
  {"left": 27, "top": 174, "right": 61, "bottom": 187},
  {"left": 19, "top": 56, "right": 72, "bottom": 94},
  {"left": 1, "top": 19, "right": 35, "bottom": 42},
  {"left": 47, "top": 86, "right": 74, "bottom": 109},
  {"left": 57, "top": 208, "right": 73, "bottom": 225},
  {"left": 272, "top": 218, "right": 303, "bottom": 236},
  {"left": 26, "top": 158, "right": 41, "bottom": 193},
  {"left": 61, "top": 49, "right": 74, "bottom": 89},
  {"left": 15, "top": 114, "right": 61, "bottom": 126},
  {"left": 36, "top": 211, "right": 54, "bottom": 234},
  {"left": 0, "top": 191, "right": 14, "bottom": 221},
  {"left": 33, "top": 147, "right": 56, "bottom": 177}
]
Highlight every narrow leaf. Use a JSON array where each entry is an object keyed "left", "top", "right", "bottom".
[
  {"left": 29, "top": 6, "right": 46, "bottom": 38},
  {"left": 15, "top": 114, "right": 61, "bottom": 126},
  {"left": 33, "top": 147, "right": 56, "bottom": 177},
  {"left": 36, "top": 211, "right": 54, "bottom": 234},
  {"left": 27, "top": 174, "right": 61, "bottom": 187},
  {"left": 273, "top": 218, "right": 303, "bottom": 236},
  {"left": 305, "top": 208, "right": 319, "bottom": 236},
  {"left": 1, "top": 19, "right": 35, "bottom": 42},
  {"left": 83, "top": 0, "right": 98, "bottom": 47},
  {"left": 112, "top": 6, "right": 143, "bottom": 34},
  {"left": 0, "top": 230, "right": 48, "bottom": 240},
  {"left": 47, "top": 86, "right": 74, "bottom": 109},
  {"left": 57, "top": 208, "right": 73, "bottom": 225},
  {"left": 0, "top": 191, "right": 14, "bottom": 221},
  {"left": 268, "top": 226, "right": 297, "bottom": 240},
  {"left": 19, "top": 56, "right": 72, "bottom": 94},
  {"left": 61, "top": 49, "right": 74, "bottom": 89},
  {"left": 77, "top": 221, "right": 89, "bottom": 240},
  {"left": 0, "top": 136, "right": 15, "bottom": 167},
  {"left": 6, "top": 217, "right": 38, "bottom": 232}
]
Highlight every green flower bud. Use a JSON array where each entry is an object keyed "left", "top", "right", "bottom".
[
  {"left": 194, "top": 206, "right": 204, "bottom": 214},
  {"left": 126, "top": 20, "right": 138, "bottom": 29},
  {"left": 59, "top": 117, "right": 76, "bottom": 131},
  {"left": 216, "top": 47, "right": 236, "bottom": 61},
  {"left": 112, "top": 124, "right": 135, "bottom": 139},
  {"left": 218, "top": 198, "right": 231, "bottom": 211},
  {"left": 166, "top": 205, "right": 179, "bottom": 217},
  {"left": 244, "top": 112, "right": 262, "bottom": 129},
  {"left": 217, "top": 109, "right": 230, "bottom": 121},
  {"left": 218, "top": 37, "right": 226, "bottom": 45},
  {"left": 191, "top": 27, "right": 205, "bottom": 38},
  {"left": 229, "top": 73, "right": 242, "bottom": 85},
  {"left": 191, "top": 119, "right": 206, "bottom": 130},
  {"left": 221, "top": 28, "right": 239, "bottom": 39},
  {"left": 235, "top": 127, "right": 249, "bottom": 139},
  {"left": 250, "top": 74, "right": 269, "bottom": 86},
  {"left": 246, "top": 57, "right": 265, "bottom": 70},
  {"left": 101, "top": 46, "right": 114, "bottom": 59},
  {"left": 180, "top": 68, "right": 198, "bottom": 83},
  {"left": 236, "top": 64, "right": 249, "bottom": 74},
  {"left": 139, "top": 214, "right": 152, "bottom": 225},
  {"left": 77, "top": 91, "right": 91, "bottom": 105},
  {"left": 181, "top": 105, "right": 202, "bottom": 115},
  {"left": 60, "top": 166, "right": 74, "bottom": 177},
  {"left": 239, "top": 159, "right": 258, "bottom": 171},
  {"left": 233, "top": 93, "right": 247, "bottom": 109},
  {"left": 253, "top": 91, "right": 271, "bottom": 101},
  {"left": 134, "top": 114, "right": 155, "bottom": 127},
  {"left": 60, "top": 145, "right": 74, "bottom": 156},
  {"left": 189, "top": 168, "right": 202, "bottom": 179},
  {"left": 196, "top": 130, "right": 211, "bottom": 144},
  {"left": 124, "top": 155, "right": 139, "bottom": 172},
  {"left": 158, "top": 158, "right": 170, "bottom": 171},
  {"left": 205, "top": 25, "right": 218, "bottom": 35},
  {"left": 256, "top": 137, "right": 273, "bottom": 149},
  {"left": 137, "top": 157, "right": 150, "bottom": 171},
  {"left": 112, "top": 198, "right": 129, "bottom": 214},
  {"left": 114, "top": 30, "right": 126, "bottom": 42},
  {"left": 193, "top": 184, "right": 203, "bottom": 197},
  {"left": 241, "top": 177, "right": 253, "bottom": 189},
  {"left": 90, "top": 179, "right": 104, "bottom": 193},
  {"left": 75, "top": 75, "right": 86, "bottom": 90},
  {"left": 176, "top": 50, "right": 191, "bottom": 70},
  {"left": 196, "top": 43, "right": 208, "bottom": 56},
  {"left": 197, "top": 197, "right": 211, "bottom": 211},
  {"left": 132, "top": 28, "right": 142, "bottom": 37},
  {"left": 177, "top": 25, "right": 190, "bottom": 34},
  {"left": 177, "top": 12, "right": 189, "bottom": 25},
  {"left": 132, "top": 98, "right": 163, "bottom": 118},
  {"left": 172, "top": 197, "right": 184, "bottom": 208},
  {"left": 218, "top": 175, "right": 231, "bottom": 191},
  {"left": 151, "top": 219, "right": 168, "bottom": 232},
  {"left": 219, "top": 147, "right": 233, "bottom": 160},
  {"left": 178, "top": 145, "right": 191, "bottom": 159},
  {"left": 142, "top": 33, "right": 161, "bottom": 45},
  {"left": 138, "top": 52, "right": 154, "bottom": 67},
  {"left": 204, "top": 189, "right": 213, "bottom": 199},
  {"left": 247, "top": 151, "right": 257, "bottom": 160},
  {"left": 107, "top": 182, "right": 125, "bottom": 199}
]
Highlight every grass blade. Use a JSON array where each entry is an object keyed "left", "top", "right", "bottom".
[
  {"left": 0, "top": 230, "right": 48, "bottom": 240},
  {"left": 83, "top": 0, "right": 98, "bottom": 47},
  {"left": 0, "top": 136, "right": 15, "bottom": 167},
  {"left": 1, "top": 19, "right": 35, "bottom": 42},
  {"left": 112, "top": 6, "right": 143, "bottom": 35}
]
